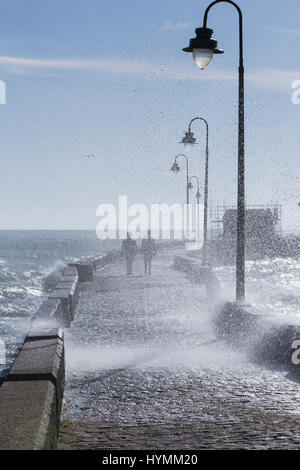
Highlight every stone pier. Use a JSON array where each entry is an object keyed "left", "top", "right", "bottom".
[{"left": 58, "top": 247, "right": 300, "bottom": 450}]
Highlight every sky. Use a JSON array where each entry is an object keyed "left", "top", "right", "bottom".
[{"left": 0, "top": 0, "right": 300, "bottom": 230}]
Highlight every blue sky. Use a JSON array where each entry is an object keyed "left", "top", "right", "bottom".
[{"left": 0, "top": 0, "right": 300, "bottom": 230}]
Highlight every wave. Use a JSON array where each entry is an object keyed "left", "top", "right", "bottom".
[{"left": 41, "top": 260, "right": 66, "bottom": 292}]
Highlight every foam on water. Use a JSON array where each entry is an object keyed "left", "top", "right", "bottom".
[{"left": 216, "top": 257, "right": 300, "bottom": 323}]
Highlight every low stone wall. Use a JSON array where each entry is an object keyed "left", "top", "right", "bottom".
[
  {"left": 69, "top": 262, "right": 93, "bottom": 282},
  {"left": 93, "top": 251, "right": 120, "bottom": 270},
  {"left": 173, "top": 254, "right": 222, "bottom": 299},
  {"left": 0, "top": 318, "right": 64, "bottom": 450},
  {"left": 0, "top": 251, "right": 119, "bottom": 450},
  {"left": 174, "top": 254, "right": 300, "bottom": 370},
  {"left": 216, "top": 302, "right": 300, "bottom": 368}
]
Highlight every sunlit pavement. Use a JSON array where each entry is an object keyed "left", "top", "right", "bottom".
[{"left": 59, "top": 248, "right": 300, "bottom": 450}]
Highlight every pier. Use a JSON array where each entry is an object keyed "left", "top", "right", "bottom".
[
  {"left": 1, "top": 0, "right": 300, "bottom": 456},
  {"left": 56, "top": 247, "right": 300, "bottom": 450},
  {"left": 1, "top": 245, "right": 300, "bottom": 450}
]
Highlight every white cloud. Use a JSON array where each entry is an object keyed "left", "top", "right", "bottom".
[
  {"left": 0, "top": 56, "right": 143, "bottom": 72},
  {"left": 0, "top": 55, "right": 298, "bottom": 92},
  {"left": 266, "top": 26, "right": 300, "bottom": 36},
  {"left": 160, "top": 21, "right": 190, "bottom": 32},
  {"left": 0, "top": 55, "right": 234, "bottom": 80},
  {"left": 248, "top": 68, "right": 300, "bottom": 91}
]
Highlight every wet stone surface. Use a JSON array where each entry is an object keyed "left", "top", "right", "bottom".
[{"left": 59, "top": 249, "right": 300, "bottom": 450}]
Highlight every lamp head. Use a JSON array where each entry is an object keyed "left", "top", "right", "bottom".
[
  {"left": 170, "top": 162, "right": 181, "bottom": 173},
  {"left": 180, "top": 131, "right": 197, "bottom": 153},
  {"left": 183, "top": 27, "right": 223, "bottom": 70},
  {"left": 188, "top": 182, "right": 193, "bottom": 190}
]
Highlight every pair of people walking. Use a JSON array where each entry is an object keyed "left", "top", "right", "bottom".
[{"left": 121, "top": 231, "right": 156, "bottom": 276}]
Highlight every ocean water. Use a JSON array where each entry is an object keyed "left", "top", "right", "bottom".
[
  {"left": 216, "top": 257, "right": 300, "bottom": 324},
  {"left": 0, "top": 230, "right": 121, "bottom": 380}
]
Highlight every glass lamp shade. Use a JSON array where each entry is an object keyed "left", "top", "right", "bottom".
[
  {"left": 184, "top": 142, "right": 194, "bottom": 153},
  {"left": 192, "top": 48, "right": 214, "bottom": 70}
]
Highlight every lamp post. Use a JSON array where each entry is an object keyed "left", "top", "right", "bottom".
[
  {"left": 170, "top": 154, "right": 192, "bottom": 239},
  {"left": 189, "top": 176, "right": 202, "bottom": 242},
  {"left": 180, "top": 117, "right": 209, "bottom": 265},
  {"left": 183, "top": 0, "right": 245, "bottom": 302}
]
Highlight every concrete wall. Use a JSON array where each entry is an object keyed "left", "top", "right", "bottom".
[
  {"left": 215, "top": 302, "right": 300, "bottom": 367},
  {"left": 0, "top": 319, "right": 64, "bottom": 449},
  {"left": 93, "top": 251, "right": 120, "bottom": 270},
  {"left": 0, "top": 251, "right": 119, "bottom": 450},
  {"left": 173, "top": 254, "right": 222, "bottom": 299}
]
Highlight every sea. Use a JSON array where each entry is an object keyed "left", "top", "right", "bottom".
[{"left": 0, "top": 230, "right": 121, "bottom": 381}]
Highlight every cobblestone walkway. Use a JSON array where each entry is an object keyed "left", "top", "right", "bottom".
[{"left": 58, "top": 249, "right": 300, "bottom": 450}]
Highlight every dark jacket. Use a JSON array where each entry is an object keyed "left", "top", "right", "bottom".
[
  {"left": 141, "top": 239, "right": 156, "bottom": 257},
  {"left": 121, "top": 238, "right": 138, "bottom": 259}
]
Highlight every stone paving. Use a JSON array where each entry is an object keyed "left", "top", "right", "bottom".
[{"left": 58, "top": 248, "right": 300, "bottom": 450}]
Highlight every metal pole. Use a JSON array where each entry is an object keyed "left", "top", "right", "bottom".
[
  {"left": 186, "top": 167, "right": 189, "bottom": 239},
  {"left": 190, "top": 176, "right": 201, "bottom": 242},
  {"left": 188, "top": 117, "right": 209, "bottom": 264},
  {"left": 175, "top": 154, "right": 190, "bottom": 240},
  {"left": 204, "top": 0, "right": 245, "bottom": 301},
  {"left": 197, "top": 193, "right": 200, "bottom": 242}
]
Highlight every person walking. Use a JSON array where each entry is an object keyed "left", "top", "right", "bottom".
[
  {"left": 121, "top": 232, "right": 138, "bottom": 275},
  {"left": 141, "top": 230, "right": 156, "bottom": 275}
]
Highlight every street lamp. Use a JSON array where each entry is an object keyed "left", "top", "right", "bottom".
[
  {"left": 181, "top": 130, "right": 197, "bottom": 153},
  {"left": 170, "top": 154, "right": 191, "bottom": 239},
  {"left": 183, "top": 0, "right": 245, "bottom": 302},
  {"left": 180, "top": 117, "right": 209, "bottom": 265},
  {"left": 189, "top": 176, "right": 202, "bottom": 242}
]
